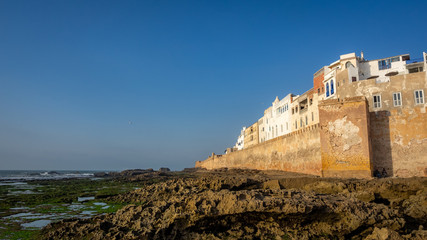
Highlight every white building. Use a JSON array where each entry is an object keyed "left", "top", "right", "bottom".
[
  {"left": 234, "top": 127, "right": 246, "bottom": 150},
  {"left": 319, "top": 52, "right": 426, "bottom": 101},
  {"left": 358, "top": 53, "right": 410, "bottom": 83},
  {"left": 261, "top": 93, "right": 296, "bottom": 142}
]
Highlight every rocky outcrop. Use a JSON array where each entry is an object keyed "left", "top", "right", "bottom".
[{"left": 41, "top": 170, "right": 427, "bottom": 240}]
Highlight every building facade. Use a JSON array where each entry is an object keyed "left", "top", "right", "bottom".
[
  {"left": 217, "top": 51, "right": 426, "bottom": 178},
  {"left": 244, "top": 122, "right": 258, "bottom": 149},
  {"left": 234, "top": 127, "right": 246, "bottom": 151},
  {"left": 262, "top": 94, "right": 295, "bottom": 142}
]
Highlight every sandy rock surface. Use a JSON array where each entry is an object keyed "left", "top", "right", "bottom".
[{"left": 41, "top": 169, "right": 427, "bottom": 240}]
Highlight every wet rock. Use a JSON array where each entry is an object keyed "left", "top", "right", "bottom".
[{"left": 94, "top": 172, "right": 108, "bottom": 177}]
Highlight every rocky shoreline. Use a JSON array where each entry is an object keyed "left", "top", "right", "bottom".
[{"left": 39, "top": 168, "right": 426, "bottom": 240}]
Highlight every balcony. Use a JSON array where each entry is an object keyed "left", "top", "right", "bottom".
[{"left": 406, "top": 58, "right": 424, "bottom": 64}]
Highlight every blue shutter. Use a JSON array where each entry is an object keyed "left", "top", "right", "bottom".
[{"left": 326, "top": 83, "right": 330, "bottom": 97}]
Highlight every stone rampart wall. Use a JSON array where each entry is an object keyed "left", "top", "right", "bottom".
[
  {"left": 196, "top": 95, "right": 427, "bottom": 178},
  {"left": 318, "top": 97, "right": 372, "bottom": 178},
  {"left": 196, "top": 124, "right": 322, "bottom": 176},
  {"left": 370, "top": 107, "right": 427, "bottom": 177}
]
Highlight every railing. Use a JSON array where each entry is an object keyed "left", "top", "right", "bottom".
[{"left": 406, "top": 58, "right": 424, "bottom": 64}]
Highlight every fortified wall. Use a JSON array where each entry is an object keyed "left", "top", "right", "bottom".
[
  {"left": 196, "top": 124, "right": 322, "bottom": 176},
  {"left": 370, "top": 108, "right": 427, "bottom": 177},
  {"left": 318, "top": 97, "right": 372, "bottom": 178},
  {"left": 196, "top": 97, "right": 373, "bottom": 178},
  {"left": 197, "top": 52, "right": 427, "bottom": 178},
  {"left": 336, "top": 72, "right": 427, "bottom": 177}
]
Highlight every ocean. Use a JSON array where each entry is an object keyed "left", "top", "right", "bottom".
[{"left": 0, "top": 170, "right": 106, "bottom": 181}]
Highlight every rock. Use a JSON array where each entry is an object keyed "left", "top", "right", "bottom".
[
  {"left": 159, "top": 168, "right": 171, "bottom": 172},
  {"left": 183, "top": 168, "right": 199, "bottom": 172},
  {"left": 303, "top": 181, "right": 346, "bottom": 194},
  {"left": 401, "top": 190, "right": 427, "bottom": 220},
  {"left": 364, "top": 227, "right": 403, "bottom": 240},
  {"left": 263, "top": 179, "right": 281, "bottom": 190},
  {"left": 40, "top": 170, "right": 426, "bottom": 240},
  {"left": 354, "top": 191, "right": 375, "bottom": 202},
  {"left": 94, "top": 172, "right": 108, "bottom": 177}
]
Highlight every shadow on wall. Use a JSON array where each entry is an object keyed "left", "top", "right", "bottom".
[{"left": 369, "top": 111, "right": 393, "bottom": 177}]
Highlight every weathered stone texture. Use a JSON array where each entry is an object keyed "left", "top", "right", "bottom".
[
  {"left": 336, "top": 71, "right": 427, "bottom": 177},
  {"left": 196, "top": 74, "right": 427, "bottom": 178},
  {"left": 196, "top": 125, "right": 322, "bottom": 176},
  {"left": 318, "top": 97, "right": 372, "bottom": 178},
  {"left": 370, "top": 107, "right": 427, "bottom": 177}
]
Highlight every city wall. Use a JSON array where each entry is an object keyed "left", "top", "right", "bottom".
[
  {"left": 370, "top": 108, "right": 427, "bottom": 177},
  {"left": 318, "top": 97, "right": 372, "bottom": 178},
  {"left": 336, "top": 72, "right": 427, "bottom": 177},
  {"left": 196, "top": 95, "right": 426, "bottom": 178},
  {"left": 196, "top": 98, "right": 372, "bottom": 178},
  {"left": 196, "top": 124, "right": 322, "bottom": 176}
]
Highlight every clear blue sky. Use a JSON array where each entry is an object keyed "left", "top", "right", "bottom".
[{"left": 0, "top": 0, "right": 426, "bottom": 170}]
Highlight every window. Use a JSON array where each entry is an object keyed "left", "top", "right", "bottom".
[
  {"left": 312, "top": 112, "right": 314, "bottom": 121},
  {"left": 324, "top": 79, "right": 335, "bottom": 98},
  {"left": 305, "top": 116, "right": 308, "bottom": 125},
  {"left": 414, "top": 90, "right": 425, "bottom": 104},
  {"left": 352, "top": 77, "right": 357, "bottom": 82},
  {"left": 300, "top": 118, "right": 303, "bottom": 127},
  {"left": 286, "top": 122, "right": 288, "bottom": 130},
  {"left": 281, "top": 125, "right": 283, "bottom": 132},
  {"left": 326, "top": 83, "right": 330, "bottom": 97},
  {"left": 391, "top": 57, "right": 400, "bottom": 62},
  {"left": 295, "top": 120, "right": 297, "bottom": 129},
  {"left": 373, "top": 94, "right": 381, "bottom": 109},
  {"left": 393, "top": 92, "right": 402, "bottom": 107},
  {"left": 378, "top": 59, "right": 391, "bottom": 70}
]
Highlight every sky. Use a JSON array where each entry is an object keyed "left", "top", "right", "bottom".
[{"left": 0, "top": 0, "right": 426, "bottom": 170}]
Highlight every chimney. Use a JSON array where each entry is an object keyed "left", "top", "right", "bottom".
[{"left": 361, "top": 51, "right": 364, "bottom": 60}]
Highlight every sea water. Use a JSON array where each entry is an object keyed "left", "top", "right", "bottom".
[{"left": 0, "top": 170, "right": 102, "bottom": 181}]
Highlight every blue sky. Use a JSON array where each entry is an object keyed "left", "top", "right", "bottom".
[{"left": 0, "top": 0, "right": 426, "bottom": 170}]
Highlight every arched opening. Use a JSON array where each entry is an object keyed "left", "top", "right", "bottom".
[
  {"left": 330, "top": 80, "right": 334, "bottom": 95},
  {"left": 345, "top": 61, "right": 354, "bottom": 69}
]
